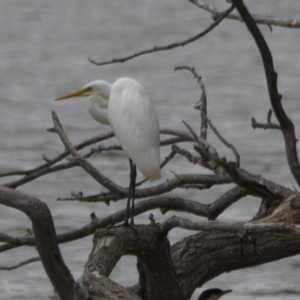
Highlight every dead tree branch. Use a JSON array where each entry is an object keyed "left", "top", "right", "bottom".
[
  {"left": 172, "top": 228, "right": 300, "bottom": 299},
  {"left": 58, "top": 173, "right": 232, "bottom": 202},
  {"left": 189, "top": 0, "right": 300, "bottom": 28},
  {"left": 161, "top": 215, "right": 300, "bottom": 235},
  {"left": 231, "top": 0, "right": 300, "bottom": 186},
  {"left": 174, "top": 66, "right": 208, "bottom": 139},
  {"left": 183, "top": 120, "right": 289, "bottom": 202},
  {"left": 0, "top": 257, "right": 40, "bottom": 270},
  {"left": 206, "top": 117, "right": 241, "bottom": 167},
  {"left": 0, "top": 186, "right": 81, "bottom": 300},
  {"left": 88, "top": 5, "right": 234, "bottom": 66},
  {"left": 2, "top": 128, "right": 191, "bottom": 189},
  {"left": 0, "top": 190, "right": 250, "bottom": 254},
  {"left": 52, "top": 111, "right": 127, "bottom": 196},
  {"left": 251, "top": 109, "right": 281, "bottom": 131},
  {"left": 86, "top": 225, "right": 183, "bottom": 300}
]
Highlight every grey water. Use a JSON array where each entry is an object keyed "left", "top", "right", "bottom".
[{"left": 1, "top": 0, "right": 300, "bottom": 299}]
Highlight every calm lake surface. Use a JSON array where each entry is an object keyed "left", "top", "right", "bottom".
[{"left": 1, "top": 1, "right": 300, "bottom": 299}]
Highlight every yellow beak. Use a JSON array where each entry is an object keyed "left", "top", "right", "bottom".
[{"left": 55, "top": 87, "right": 87, "bottom": 101}]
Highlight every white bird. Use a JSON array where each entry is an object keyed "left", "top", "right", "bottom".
[{"left": 55, "top": 78, "right": 161, "bottom": 225}]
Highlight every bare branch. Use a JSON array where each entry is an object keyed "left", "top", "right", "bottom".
[
  {"left": 182, "top": 120, "right": 288, "bottom": 200},
  {"left": 0, "top": 194, "right": 236, "bottom": 253},
  {"left": 182, "top": 121, "right": 220, "bottom": 160},
  {"left": 2, "top": 131, "right": 115, "bottom": 189},
  {"left": 174, "top": 67, "right": 241, "bottom": 168},
  {"left": 88, "top": 5, "right": 234, "bottom": 66},
  {"left": 2, "top": 128, "right": 193, "bottom": 189},
  {"left": 58, "top": 173, "right": 232, "bottom": 203},
  {"left": 161, "top": 215, "right": 300, "bottom": 235},
  {"left": 231, "top": 0, "right": 300, "bottom": 187},
  {"left": 206, "top": 117, "right": 240, "bottom": 167},
  {"left": 84, "top": 144, "right": 122, "bottom": 158},
  {"left": 174, "top": 66, "right": 208, "bottom": 140},
  {"left": 251, "top": 109, "right": 281, "bottom": 131},
  {"left": 189, "top": 0, "right": 300, "bottom": 28},
  {"left": 172, "top": 144, "right": 202, "bottom": 166},
  {"left": 207, "top": 186, "right": 248, "bottom": 220},
  {"left": 0, "top": 131, "right": 114, "bottom": 178},
  {"left": 0, "top": 257, "right": 40, "bottom": 271},
  {"left": 0, "top": 187, "right": 79, "bottom": 300},
  {"left": 0, "top": 233, "right": 31, "bottom": 243},
  {"left": 52, "top": 111, "right": 126, "bottom": 196},
  {"left": 4, "top": 160, "right": 79, "bottom": 189},
  {"left": 251, "top": 117, "right": 281, "bottom": 130}
]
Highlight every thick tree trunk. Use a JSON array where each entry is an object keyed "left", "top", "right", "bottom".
[{"left": 85, "top": 225, "right": 184, "bottom": 300}]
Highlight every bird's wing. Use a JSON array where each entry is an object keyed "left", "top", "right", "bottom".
[{"left": 108, "top": 80, "right": 161, "bottom": 181}]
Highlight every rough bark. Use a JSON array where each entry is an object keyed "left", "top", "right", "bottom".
[
  {"left": 0, "top": 187, "right": 82, "bottom": 300},
  {"left": 83, "top": 204, "right": 300, "bottom": 300},
  {"left": 80, "top": 273, "right": 141, "bottom": 300},
  {"left": 172, "top": 230, "right": 300, "bottom": 299},
  {"left": 85, "top": 225, "right": 184, "bottom": 300}
]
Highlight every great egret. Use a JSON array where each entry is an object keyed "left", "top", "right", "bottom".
[{"left": 55, "top": 78, "right": 161, "bottom": 225}]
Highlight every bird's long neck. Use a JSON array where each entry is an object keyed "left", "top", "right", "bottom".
[{"left": 86, "top": 95, "right": 109, "bottom": 125}]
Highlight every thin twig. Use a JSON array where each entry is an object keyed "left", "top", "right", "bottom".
[
  {"left": 251, "top": 117, "right": 281, "bottom": 130},
  {"left": 172, "top": 144, "right": 202, "bottom": 166},
  {"left": 1, "top": 128, "right": 192, "bottom": 189},
  {"left": 0, "top": 131, "right": 114, "bottom": 178},
  {"left": 206, "top": 117, "right": 240, "bottom": 167},
  {"left": 189, "top": 0, "right": 300, "bottom": 28},
  {"left": 88, "top": 5, "right": 234, "bottom": 66},
  {"left": 174, "top": 66, "right": 208, "bottom": 139},
  {"left": 4, "top": 161, "right": 79, "bottom": 189},
  {"left": 58, "top": 173, "right": 232, "bottom": 202},
  {"left": 2, "top": 128, "right": 196, "bottom": 189},
  {"left": 0, "top": 257, "right": 40, "bottom": 271},
  {"left": 52, "top": 111, "right": 126, "bottom": 196},
  {"left": 182, "top": 121, "right": 219, "bottom": 160},
  {"left": 182, "top": 120, "right": 280, "bottom": 199},
  {"left": 178, "top": 184, "right": 212, "bottom": 190},
  {"left": 251, "top": 109, "right": 281, "bottom": 131}
]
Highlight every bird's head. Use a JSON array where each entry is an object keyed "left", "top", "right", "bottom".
[
  {"left": 198, "top": 288, "right": 232, "bottom": 300},
  {"left": 55, "top": 80, "right": 111, "bottom": 101}
]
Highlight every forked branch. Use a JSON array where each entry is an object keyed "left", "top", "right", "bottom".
[
  {"left": 0, "top": 187, "right": 79, "bottom": 300},
  {"left": 231, "top": 0, "right": 300, "bottom": 186},
  {"left": 189, "top": 0, "right": 300, "bottom": 28}
]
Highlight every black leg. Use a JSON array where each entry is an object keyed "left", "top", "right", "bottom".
[
  {"left": 130, "top": 160, "right": 136, "bottom": 225},
  {"left": 124, "top": 159, "right": 136, "bottom": 225}
]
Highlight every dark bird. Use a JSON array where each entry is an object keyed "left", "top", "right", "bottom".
[{"left": 198, "top": 288, "right": 232, "bottom": 300}]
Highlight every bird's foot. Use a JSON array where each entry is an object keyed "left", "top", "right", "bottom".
[{"left": 122, "top": 221, "right": 138, "bottom": 236}]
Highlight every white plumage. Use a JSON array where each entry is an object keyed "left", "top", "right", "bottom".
[
  {"left": 108, "top": 78, "right": 160, "bottom": 181},
  {"left": 56, "top": 77, "right": 160, "bottom": 181},
  {"left": 56, "top": 77, "right": 161, "bottom": 224}
]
